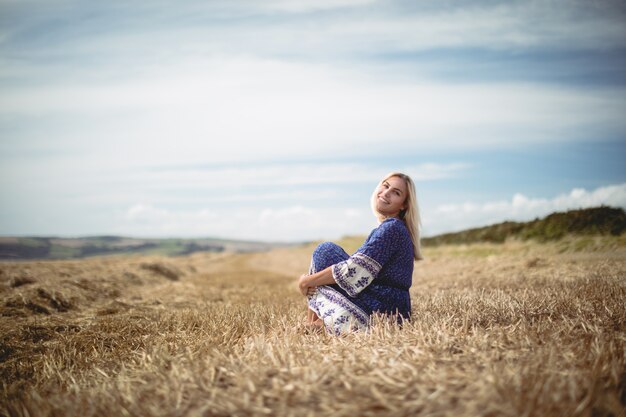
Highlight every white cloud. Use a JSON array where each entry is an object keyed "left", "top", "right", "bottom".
[
  {"left": 264, "top": 0, "right": 376, "bottom": 13},
  {"left": 5, "top": 1, "right": 624, "bottom": 64},
  {"left": 116, "top": 183, "right": 626, "bottom": 241},
  {"left": 124, "top": 204, "right": 170, "bottom": 222},
  {"left": 108, "top": 162, "right": 471, "bottom": 240},
  {"left": 116, "top": 203, "right": 376, "bottom": 241},
  {"left": 259, "top": 205, "right": 318, "bottom": 226},
  {"left": 2, "top": 2, "right": 625, "bottom": 173},
  {"left": 0, "top": 156, "right": 470, "bottom": 238},
  {"left": 2, "top": 1, "right": 625, "bottom": 240},
  {"left": 407, "top": 163, "right": 471, "bottom": 181},
  {"left": 315, "top": 2, "right": 626, "bottom": 52},
  {"left": 29, "top": 161, "right": 469, "bottom": 209},
  {"left": 3, "top": 57, "right": 623, "bottom": 169},
  {"left": 132, "top": 162, "right": 469, "bottom": 187},
  {"left": 120, "top": 204, "right": 218, "bottom": 235},
  {"left": 426, "top": 183, "right": 626, "bottom": 236}
]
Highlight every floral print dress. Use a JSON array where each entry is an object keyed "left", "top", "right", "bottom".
[{"left": 307, "top": 217, "right": 414, "bottom": 335}]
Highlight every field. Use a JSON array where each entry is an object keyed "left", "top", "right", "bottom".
[{"left": 1, "top": 237, "right": 625, "bottom": 417}]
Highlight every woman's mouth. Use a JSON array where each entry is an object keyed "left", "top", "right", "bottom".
[{"left": 378, "top": 196, "right": 389, "bottom": 204}]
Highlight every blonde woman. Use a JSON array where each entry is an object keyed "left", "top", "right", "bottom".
[{"left": 298, "top": 172, "right": 423, "bottom": 335}]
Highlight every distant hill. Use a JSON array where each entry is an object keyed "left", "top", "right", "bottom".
[
  {"left": 2, "top": 207, "right": 624, "bottom": 259},
  {"left": 0, "top": 236, "right": 290, "bottom": 260},
  {"left": 423, "top": 206, "right": 626, "bottom": 246}
]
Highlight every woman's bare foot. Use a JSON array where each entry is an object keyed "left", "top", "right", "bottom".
[{"left": 300, "top": 317, "right": 325, "bottom": 334}]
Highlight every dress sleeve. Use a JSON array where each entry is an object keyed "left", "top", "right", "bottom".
[{"left": 331, "top": 219, "right": 402, "bottom": 297}]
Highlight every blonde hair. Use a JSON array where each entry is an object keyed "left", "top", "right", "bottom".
[{"left": 370, "top": 172, "right": 424, "bottom": 261}]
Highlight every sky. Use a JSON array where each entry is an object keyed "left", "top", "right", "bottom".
[{"left": 1, "top": 0, "right": 625, "bottom": 242}]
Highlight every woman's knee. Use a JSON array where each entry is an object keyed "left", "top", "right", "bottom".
[
  {"left": 313, "top": 241, "right": 342, "bottom": 256},
  {"left": 311, "top": 242, "right": 348, "bottom": 272}
]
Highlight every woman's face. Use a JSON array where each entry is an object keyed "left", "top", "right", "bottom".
[{"left": 374, "top": 176, "right": 408, "bottom": 218}]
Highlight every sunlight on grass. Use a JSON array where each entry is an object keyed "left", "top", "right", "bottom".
[{"left": 1, "top": 240, "right": 624, "bottom": 416}]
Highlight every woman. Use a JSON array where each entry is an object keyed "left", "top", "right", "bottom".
[{"left": 298, "top": 172, "right": 423, "bottom": 335}]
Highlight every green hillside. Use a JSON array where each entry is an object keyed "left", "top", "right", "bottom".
[
  {"left": 423, "top": 206, "right": 626, "bottom": 246},
  {"left": 2, "top": 206, "right": 624, "bottom": 260}
]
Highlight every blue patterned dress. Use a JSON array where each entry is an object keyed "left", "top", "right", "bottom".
[{"left": 307, "top": 217, "right": 414, "bottom": 335}]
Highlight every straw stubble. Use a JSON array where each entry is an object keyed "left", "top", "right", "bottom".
[{"left": 0, "top": 240, "right": 624, "bottom": 417}]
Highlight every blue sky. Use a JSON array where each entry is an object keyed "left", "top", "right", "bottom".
[{"left": 1, "top": 0, "right": 625, "bottom": 242}]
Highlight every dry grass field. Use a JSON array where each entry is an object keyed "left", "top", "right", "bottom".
[{"left": 0, "top": 236, "right": 625, "bottom": 417}]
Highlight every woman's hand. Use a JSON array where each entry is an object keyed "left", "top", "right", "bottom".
[
  {"left": 299, "top": 274, "right": 316, "bottom": 296},
  {"left": 299, "top": 267, "right": 335, "bottom": 297}
]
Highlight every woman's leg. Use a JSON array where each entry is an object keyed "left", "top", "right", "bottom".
[
  {"left": 306, "top": 308, "right": 323, "bottom": 325},
  {"left": 305, "top": 242, "right": 350, "bottom": 324},
  {"left": 309, "top": 242, "right": 350, "bottom": 275}
]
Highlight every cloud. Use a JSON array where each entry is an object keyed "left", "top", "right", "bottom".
[
  {"left": 1, "top": 1, "right": 625, "bottom": 240},
  {"left": 263, "top": 0, "right": 376, "bottom": 13},
  {"left": 0, "top": 156, "right": 471, "bottom": 238},
  {"left": 255, "top": 205, "right": 375, "bottom": 241},
  {"left": 329, "top": 1, "right": 626, "bottom": 52},
  {"left": 116, "top": 183, "right": 626, "bottom": 241},
  {"left": 117, "top": 203, "right": 375, "bottom": 241},
  {"left": 4, "top": 1, "right": 625, "bottom": 62},
  {"left": 2, "top": 2, "right": 625, "bottom": 169},
  {"left": 141, "top": 161, "right": 470, "bottom": 186},
  {"left": 33, "top": 161, "right": 470, "bottom": 209},
  {"left": 427, "top": 183, "right": 626, "bottom": 236},
  {"left": 106, "top": 162, "right": 469, "bottom": 239},
  {"left": 120, "top": 203, "right": 219, "bottom": 236},
  {"left": 407, "top": 163, "right": 471, "bottom": 181},
  {"left": 3, "top": 56, "right": 624, "bottom": 169},
  {"left": 124, "top": 204, "right": 172, "bottom": 222}
]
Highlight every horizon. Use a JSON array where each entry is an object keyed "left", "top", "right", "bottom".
[
  {"left": 1, "top": 1, "right": 625, "bottom": 242},
  {"left": 2, "top": 204, "right": 623, "bottom": 243}
]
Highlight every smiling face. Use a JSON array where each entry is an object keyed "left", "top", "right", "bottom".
[{"left": 374, "top": 176, "right": 408, "bottom": 219}]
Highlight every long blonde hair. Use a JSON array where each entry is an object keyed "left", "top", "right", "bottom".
[{"left": 370, "top": 172, "right": 424, "bottom": 261}]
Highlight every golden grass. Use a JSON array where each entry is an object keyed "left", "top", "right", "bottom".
[{"left": 0, "top": 239, "right": 625, "bottom": 417}]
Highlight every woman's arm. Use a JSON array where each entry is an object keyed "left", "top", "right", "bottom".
[{"left": 299, "top": 266, "right": 335, "bottom": 296}]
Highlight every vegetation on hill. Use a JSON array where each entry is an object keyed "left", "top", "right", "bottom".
[
  {"left": 0, "top": 236, "right": 283, "bottom": 260},
  {"left": 1, "top": 206, "right": 624, "bottom": 260},
  {"left": 423, "top": 206, "right": 626, "bottom": 246}
]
